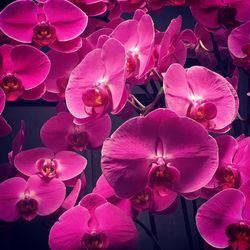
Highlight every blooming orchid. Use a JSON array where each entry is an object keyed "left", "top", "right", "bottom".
[
  {"left": 0, "top": 0, "right": 88, "bottom": 52},
  {"left": 49, "top": 193, "right": 138, "bottom": 250},
  {"left": 163, "top": 63, "right": 238, "bottom": 133},
  {"left": 0, "top": 176, "right": 65, "bottom": 221}
]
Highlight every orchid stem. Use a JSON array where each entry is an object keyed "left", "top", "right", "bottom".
[
  {"left": 143, "top": 88, "right": 164, "bottom": 116},
  {"left": 134, "top": 218, "right": 162, "bottom": 250},
  {"left": 210, "top": 32, "right": 227, "bottom": 77},
  {"left": 131, "top": 95, "right": 146, "bottom": 110},
  {"left": 151, "top": 68, "right": 163, "bottom": 83},
  {"left": 181, "top": 197, "right": 194, "bottom": 250},
  {"left": 128, "top": 99, "right": 143, "bottom": 113}
]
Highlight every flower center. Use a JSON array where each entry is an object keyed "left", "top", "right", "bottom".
[
  {"left": 126, "top": 51, "right": 140, "bottom": 78},
  {"left": 0, "top": 75, "right": 24, "bottom": 101},
  {"left": 33, "top": 23, "right": 57, "bottom": 46},
  {"left": 130, "top": 187, "right": 153, "bottom": 212},
  {"left": 242, "top": 44, "right": 250, "bottom": 56},
  {"left": 218, "top": 6, "right": 239, "bottom": 29},
  {"left": 68, "top": 127, "right": 89, "bottom": 151},
  {"left": 16, "top": 197, "right": 38, "bottom": 217},
  {"left": 226, "top": 222, "right": 250, "bottom": 250},
  {"left": 36, "top": 159, "right": 57, "bottom": 178},
  {"left": 149, "top": 158, "right": 180, "bottom": 196},
  {"left": 215, "top": 165, "right": 240, "bottom": 191},
  {"left": 82, "top": 85, "right": 111, "bottom": 117},
  {"left": 82, "top": 231, "right": 109, "bottom": 250},
  {"left": 188, "top": 100, "right": 217, "bottom": 123}
]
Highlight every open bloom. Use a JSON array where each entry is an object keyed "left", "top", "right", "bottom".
[
  {"left": 49, "top": 193, "right": 138, "bottom": 250},
  {"left": 201, "top": 135, "right": 250, "bottom": 198},
  {"left": 94, "top": 175, "right": 177, "bottom": 215},
  {"left": 102, "top": 108, "right": 218, "bottom": 199},
  {"left": 163, "top": 63, "right": 238, "bottom": 133},
  {"left": 66, "top": 38, "right": 127, "bottom": 119},
  {"left": 197, "top": 181, "right": 250, "bottom": 250},
  {"left": 40, "top": 112, "right": 111, "bottom": 152},
  {"left": 14, "top": 147, "right": 87, "bottom": 182},
  {"left": 190, "top": 0, "right": 250, "bottom": 30},
  {"left": 0, "top": 0, "right": 88, "bottom": 53},
  {"left": 0, "top": 44, "right": 50, "bottom": 102},
  {"left": 0, "top": 176, "right": 65, "bottom": 221},
  {"left": 228, "top": 21, "right": 250, "bottom": 71}
]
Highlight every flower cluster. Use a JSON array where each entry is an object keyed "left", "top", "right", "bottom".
[{"left": 1, "top": 0, "right": 250, "bottom": 250}]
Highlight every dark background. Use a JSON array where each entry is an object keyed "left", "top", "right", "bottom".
[{"left": 0, "top": 1, "right": 249, "bottom": 250}]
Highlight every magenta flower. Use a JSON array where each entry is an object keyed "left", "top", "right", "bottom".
[
  {"left": 66, "top": 38, "right": 127, "bottom": 119},
  {"left": 0, "top": 176, "right": 65, "bottom": 221},
  {"left": 40, "top": 112, "right": 111, "bottom": 152},
  {"left": 0, "top": 0, "right": 88, "bottom": 52},
  {"left": 14, "top": 147, "right": 87, "bottom": 182},
  {"left": 155, "top": 16, "right": 189, "bottom": 73},
  {"left": 228, "top": 21, "right": 250, "bottom": 71},
  {"left": 110, "top": 10, "right": 155, "bottom": 80},
  {"left": 94, "top": 175, "right": 177, "bottom": 215},
  {"left": 101, "top": 108, "right": 218, "bottom": 199},
  {"left": 201, "top": 135, "right": 250, "bottom": 198},
  {"left": 49, "top": 193, "right": 138, "bottom": 250},
  {"left": 163, "top": 64, "right": 238, "bottom": 133},
  {"left": 196, "top": 181, "right": 250, "bottom": 249},
  {"left": 190, "top": 0, "right": 250, "bottom": 30},
  {"left": 0, "top": 44, "right": 50, "bottom": 101}
]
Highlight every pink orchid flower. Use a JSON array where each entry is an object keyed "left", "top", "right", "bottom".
[
  {"left": 0, "top": 44, "right": 50, "bottom": 102},
  {"left": 201, "top": 135, "right": 250, "bottom": 199},
  {"left": 228, "top": 21, "right": 250, "bottom": 72},
  {"left": 190, "top": 0, "right": 250, "bottom": 30},
  {"left": 197, "top": 181, "right": 250, "bottom": 250},
  {"left": 110, "top": 10, "right": 155, "bottom": 80},
  {"left": 94, "top": 175, "right": 177, "bottom": 216},
  {"left": 14, "top": 147, "right": 87, "bottom": 182},
  {"left": 66, "top": 38, "right": 127, "bottom": 119},
  {"left": 40, "top": 112, "right": 111, "bottom": 152},
  {"left": 118, "top": 0, "right": 146, "bottom": 12},
  {"left": 49, "top": 193, "right": 138, "bottom": 250},
  {"left": 0, "top": 0, "right": 88, "bottom": 53},
  {"left": 0, "top": 176, "right": 65, "bottom": 221},
  {"left": 163, "top": 63, "right": 238, "bottom": 133},
  {"left": 101, "top": 108, "right": 218, "bottom": 199}
]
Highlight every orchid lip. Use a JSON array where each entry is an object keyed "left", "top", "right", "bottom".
[
  {"left": 16, "top": 194, "right": 38, "bottom": 220},
  {"left": 36, "top": 158, "right": 58, "bottom": 179},
  {"left": 81, "top": 230, "right": 109, "bottom": 250},
  {"left": 33, "top": 23, "right": 57, "bottom": 46},
  {"left": 0, "top": 74, "right": 24, "bottom": 101},
  {"left": 226, "top": 222, "right": 250, "bottom": 250}
]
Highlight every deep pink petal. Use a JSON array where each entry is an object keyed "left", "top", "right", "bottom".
[
  {"left": 95, "top": 203, "right": 138, "bottom": 249},
  {"left": 79, "top": 193, "right": 107, "bottom": 212},
  {"left": 0, "top": 0, "right": 37, "bottom": 42},
  {"left": 0, "top": 116, "right": 12, "bottom": 137},
  {"left": 11, "top": 45, "right": 51, "bottom": 89},
  {"left": 196, "top": 189, "right": 245, "bottom": 248},
  {"left": 0, "top": 88, "right": 5, "bottom": 114},
  {"left": 240, "top": 181, "right": 250, "bottom": 220},
  {"left": 54, "top": 151, "right": 87, "bottom": 181},
  {"left": 49, "top": 206, "right": 90, "bottom": 250},
  {"left": 49, "top": 37, "right": 83, "bottom": 53},
  {"left": 27, "top": 175, "right": 65, "bottom": 215},
  {"left": 62, "top": 179, "right": 82, "bottom": 210},
  {"left": 44, "top": 0, "right": 88, "bottom": 41},
  {"left": 216, "top": 135, "right": 238, "bottom": 165},
  {"left": 0, "top": 177, "right": 26, "bottom": 221},
  {"left": 21, "top": 82, "right": 46, "bottom": 100},
  {"left": 14, "top": 147, "right": 54, "bottom": 177}
]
